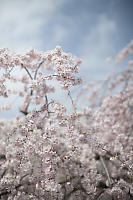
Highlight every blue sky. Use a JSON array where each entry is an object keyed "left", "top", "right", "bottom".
[{"left": 0, "top": 0, "right": 133, "bottom": 118}]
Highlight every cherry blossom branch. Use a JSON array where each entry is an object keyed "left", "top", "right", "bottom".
[
  {"left": 67, "top": 89, "right": 77, "bottom": 112},
  {"left": 23, "top": 66, "right": 33, "bottom": 80},
  {"left": 100, "top": 155, "right": 112, "bottom": 186},
  {"left": 34, "top": 61, "right": 44, "bottom": 80},
  {"left": 102, "top": 148, "right": 133, "bottom": 173}
]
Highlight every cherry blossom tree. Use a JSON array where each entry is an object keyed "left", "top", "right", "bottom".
[{"left": 0, "top": 42, "right": 133, "bottom": 199}]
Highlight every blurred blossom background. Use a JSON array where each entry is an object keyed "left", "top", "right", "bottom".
[{"left": 0, "top": 0, "right": 133, "bottom": 118}]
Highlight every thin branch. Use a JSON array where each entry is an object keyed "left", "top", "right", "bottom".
[
  {"left": 67, "top": 89, "right": 77, "bottom": 113},
  {"left": 21, "top": 62, "right": 44, "bottom": 115},
  {"left": 102, "top": 148, "right": 133, "bottom": 173},
  {"left": 34, "top": 61, "right": 44, "bottom": 80},
  {"left": 23, "top": 66, "right": 33, "bottom": 80},
  {"left": 20, "top": 96, "right": 31, "bottom": 116},
  {"left": 100, "top": 156, "right": 112, "bottom": 186},
  {"left": 20, "top": 65, "right": 33, "bottom": 115},
  {"left": 7, "top": 65, "right": 14, "bottom": 75}
]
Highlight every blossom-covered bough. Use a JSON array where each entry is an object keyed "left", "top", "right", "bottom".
[{"left": 0, "top": 42, "right": 133, "bottom": 199}]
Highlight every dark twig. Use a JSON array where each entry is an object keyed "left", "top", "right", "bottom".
[
  {"left": 34, "top": 61, "right": 44, "bottom": 80},
  {"left": 23, "top": 66, "right": 33, "bottom": 80},
  {"left": 100, "top": 156, "right": 112, "bottom": 186}
]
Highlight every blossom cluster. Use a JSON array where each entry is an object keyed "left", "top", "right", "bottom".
[{"left": 0, "top": 43, "right": 133, "bottom": 199}]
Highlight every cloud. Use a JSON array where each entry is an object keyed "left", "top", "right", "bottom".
[
  {"left": 0, "top": 0, "right": 64, "bottom": 52},
  {"left": 79, "top": 15, "right": 117, "bottom": 81}
]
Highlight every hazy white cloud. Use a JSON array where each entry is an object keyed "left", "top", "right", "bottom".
[
  {"left": 79, "top": 15, "right": 117, "bottom": 80},
  {"left": 51, "top": 24, "right": 69, "bottom": 45},
  {"left": 0, "top": 0, "right": 64, "bottom": 52},
  {"left": 83, "top": 15, "right": 116, "bottom": 54}
]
